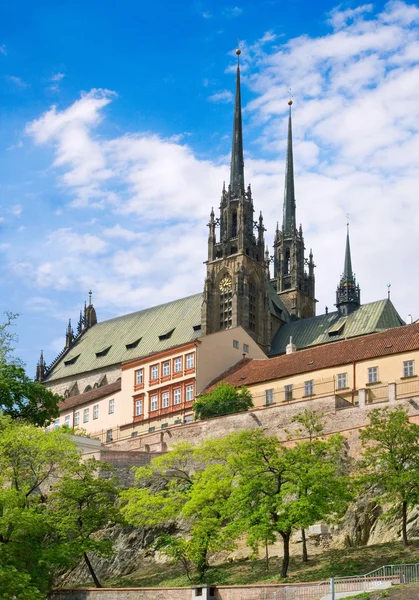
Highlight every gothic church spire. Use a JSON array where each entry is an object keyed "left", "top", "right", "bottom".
[
  {"left": 229, "top": 49, "right": 245, "bottom": 198},
  {"left": 336, "top": 224, "right": 361, "bottom": 316},
  {"left": 283, "top": 99, "right": 296, "bottom": 233}
]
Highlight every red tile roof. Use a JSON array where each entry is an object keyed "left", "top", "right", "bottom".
[
  {"left": 205, "top": 323, "right": 419, "bottom": 391},
  {"left": 58, "top": 380, "right": 121, "bottom": 411}
]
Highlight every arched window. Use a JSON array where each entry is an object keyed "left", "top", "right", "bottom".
[
  {"left": 285, "top": 248, "right": 291, "bottom": 275},
  {"left": 231, "top": 211, "right": 237, "bottom": 238},
  {"left": 249, "top": 281, "right": 257, "bottom": 332},
  {"left": 219, "top": 274, "right": 233, "bottom": 330}
]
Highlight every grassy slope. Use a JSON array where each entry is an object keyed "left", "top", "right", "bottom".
[
  {"left": 101, "top": 540, "right": 419, "bottom": 588},
  {"left": 342, "top": 585, "right": 419, "bottom": 599}
]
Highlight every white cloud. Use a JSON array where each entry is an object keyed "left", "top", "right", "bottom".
[
  {"left": 17, "top": 1, "right": 419, "bottom": 328},
  {"left": 10, "top": 205, "right": 22, "bottom": 216},
  {"left": 208, "top": 89, "right": 234, "bottom": 103},
  {"left": 7, "top": 76, "right": 28, "bottom": 89},
  {"left": 222, "top": 6, "right": 243, "bottom": 18},
  {"left": 51, "top": 72, "right": 65, "bottom": 82},
  {"left": 0, "top": 44, "right": 6, "bottom": 56},
  {"left": 202, "top": 11, "right": 211, "bottom": 19}
]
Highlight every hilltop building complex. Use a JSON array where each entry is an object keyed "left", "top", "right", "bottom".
[{"left": 37, "top": 50, "right": 406, "bottom": 442}]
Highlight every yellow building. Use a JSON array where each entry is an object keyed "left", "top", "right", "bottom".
[{"left": 206, "top": 323, "right": 419, "bottom": 410}]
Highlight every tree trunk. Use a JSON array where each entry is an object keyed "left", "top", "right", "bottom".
[
  {"left": 83, "top": 552, "right": 102, "bottom": 588},
  {"left": 301, "top": 528, "right": 308, "bottom": 562},
  {"left": 280, "top": 531, "right": 291, "bottom": 579},
  {"left": 402, "top": 501, "right": 409, "bottom": 547},
  {"left": 265, "top": 539, "right": 269, "bottom": 571}
]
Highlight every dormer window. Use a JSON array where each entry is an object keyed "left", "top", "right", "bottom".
[
  {"left": 126, "top": 338, "right": 142, "bottom": 349},
  {"left": 64, "top": 354, "right": 80, "bottom": 366},
  {"left": 95, "top": 346, "right": 111, "bottom": 358},
  {"left": 159, "top": 329, "right": 175, "bottom": 341}
]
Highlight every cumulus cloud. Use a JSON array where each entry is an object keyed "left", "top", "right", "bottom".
[
  {"left": 7, "top": 76, "right": 28, "bottom": 89},
  {"left": 17, "top": 0, "right": 419, "bottom": 332},
  {"left": 208, "top": 89, "right": 234, "bottom": 103}
]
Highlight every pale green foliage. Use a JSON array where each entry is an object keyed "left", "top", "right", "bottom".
[
  {"left": 358, "top": 407, "right": 419, "bottom": 546},
  {"left": 121, "top": 442, "right": 235, "bottom": 580},
  {"left": 0, "top": 312, "right": 20, "bottom": 365},
  {"left": 193, "top": 382, "right": 253, "bottom": 420}
]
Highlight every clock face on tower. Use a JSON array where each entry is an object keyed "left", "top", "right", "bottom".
[{"left": 219, "top": 275, "right": 232, "bottom": 292}]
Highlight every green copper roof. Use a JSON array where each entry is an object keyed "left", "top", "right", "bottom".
[
  {"left": 269, "top": 299, "right": 405, "bottom": 356},
  {"left": 44, "top": 294, "right": 203, "bottom": 382}
]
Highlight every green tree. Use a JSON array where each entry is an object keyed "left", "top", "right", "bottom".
[
  {"left": 121, "top": 442, "right": 234, "bottom": 581},
  {"left": 0, "top": 418, "right": 79, "bottom": 596},
  {"left": 49, "top": 458, "right": 122, "bottom": 588},
  {"left": 358, "top": 407, "right": 419, "bottom": 547},
  {"left": 289, "top": 410, "right": 351, "bottom": 562},
  {"left": 193, "top": 382, "right": 253, "bottom": 420},
  {"left": 0, "top": 362, "right": 60, "bottom": 426}
]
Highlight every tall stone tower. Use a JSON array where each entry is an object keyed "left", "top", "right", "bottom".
[
  {"left": 201, "top": 49, "right": 271, "bottom": 350},
  {"left": 335, "top": 225, "right": 361, "bottom": 316},
  {"left": 273, "top": 100, "right": 316, "bottom": 319}
]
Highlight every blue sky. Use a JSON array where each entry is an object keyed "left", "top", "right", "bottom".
[{"left": 1, "top": 0, "right": 419, "bottom": 373}]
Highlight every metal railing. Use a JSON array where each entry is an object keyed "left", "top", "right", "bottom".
[{"left": 237, "top": 562, "right": 419, "bottom": 600}]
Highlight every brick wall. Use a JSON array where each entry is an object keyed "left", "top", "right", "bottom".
[{"left": 49, "top": 588, "right": 202, "bottom": 600}]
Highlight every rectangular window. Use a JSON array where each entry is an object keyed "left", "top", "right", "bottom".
[
  {"left": 151, "top": 365, "right": 159, "bottom": 380},
  {"left": 265, "top": 389, "right": 274, "bottom": 405},
  {"left": 83, "top": 408, "right": 89, "bottom": 423},
  {"left": 174, "top": 357, "right": 182, "bottom": 373},
  {"left": 162, "top": 361, "right": 170, "bottom": 377},
  {"left": 162, "top": 391, "right": 170, "bottom": 408},
  {"left": 74, "top": 411, "right": 80, "bottom": 426},
  {"left": 186, "top": 353, "right": 194, "bottom": 370},
  {"left": 106, "top": 429, "right": 113, "bottom": 442},
  {"left": 185, "top": 384, "right": 194, "bottom": 402},
  {"left": 284, "top": 384, "right": 293, "bottom": 402},
  {"left": 54, "top": 418, "right": 60, "bottom": 430},
  {"left": 93, "top": 404, "right": 99, "bottom": 420},
  {"left": 403, "top": 360, "right": 415, "bottom": 378},
  {"left": 109, "top": 398, "right": 115, "bottom": 414},
  {"left": 243, "top": 343, "right": 249, "bottom": 353},
  {"left": 233, "top": 339, "right": 239, "bottom": 349},
  {"left": 135, "top": 399, "right": 143, "bottom": 416},
  {"left": 367, "top": 367, "right": 379, "bottom": 384},
  {"left": 173, "top": 388, "right": 181, "bottom": 405},
  {"left": 135, "top": 369, "right": 144, "bottom": 385},
  {"left": 336, "top": 373, "right": 347, "bottom": 390},
  {"left": 150, "top": 394, "right": 158, "bottom": 412},
  {"left": 304, "top": 380, "right": 314, "bottom": 396},
  {"left": 65, "top": 415, "right": 70, "bottom": 427},
  {"left": 184, "top": 415, "right": 193, "bottom": 424}
]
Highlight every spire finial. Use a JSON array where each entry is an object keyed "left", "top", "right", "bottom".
[
  {"left": 283, "top": 93, "right": 296, "bottom": 233},
  {"left": 88, "top": 290, "right": 92, "bottom": 306},
  {"left": 229, "top": 44, "right": 245, "bottom": 198}
]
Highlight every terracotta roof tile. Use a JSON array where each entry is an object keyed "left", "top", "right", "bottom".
[
  {"left": 58, "top": 380, "right": 121, "bottom": 411},
  {"left": 205, "top": 323, "right": 419, "bottom": 391}
]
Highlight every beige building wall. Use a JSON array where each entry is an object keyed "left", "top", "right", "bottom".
[
  {"left": 247, "top": 348, "right": 419, "bottom": 409},
  {"left": 45, "top": 365, "right": 121, "bottom": 398},
  {"left": 196, "top": 326, "right": 267, "bottom": 393},
  {"left": 57, "top": 389, "right": 122, "bottom": 441}
]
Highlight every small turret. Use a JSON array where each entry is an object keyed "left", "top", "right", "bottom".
[
  {"left": 84, "top": 290, "right": 97, "bottom": 329},
  {"left": 335, "top": 224, "right": 361, "bottom": 316},
  {"left": 65, "top": 319, "right": 74, "bottom": 349},
  {"left": 35, "top": 350, "right": 46, "bottom": 381}
]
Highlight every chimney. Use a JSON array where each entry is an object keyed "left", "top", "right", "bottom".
[{"left": 286, "top": 336, "right": 296, "bottom": 355}]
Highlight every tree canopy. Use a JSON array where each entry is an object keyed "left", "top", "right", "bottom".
[
  {"left": 358, "top": 407, "right": 419, "bottom": 547},
  {"left": 193, "top": 382, "right": 253, "bottom": 420}
]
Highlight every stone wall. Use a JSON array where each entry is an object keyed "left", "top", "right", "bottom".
[
  {"left": 50, "top": 588, "right": 200, "bottom": 600},
  {"left": 111, "top": 394, "right": 419, "bottom": 456},
  {"left": 46, "top": 365, "right": 121, "bottom": 398}
]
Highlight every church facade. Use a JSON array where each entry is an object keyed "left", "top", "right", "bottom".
[{"left": 38, "top": 50, "right": 405, "bottom": 439}]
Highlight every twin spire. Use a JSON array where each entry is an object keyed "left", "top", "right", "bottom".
[
  {"left": 229, "top": 48, "right": 245, "bottom": 198},
  {"left": 283, "top": 100, "right": 296, "bottom": 234}
]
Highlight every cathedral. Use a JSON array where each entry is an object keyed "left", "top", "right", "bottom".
[{"left": 37, "top": 50, "right": 404, "bottom": 440}]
